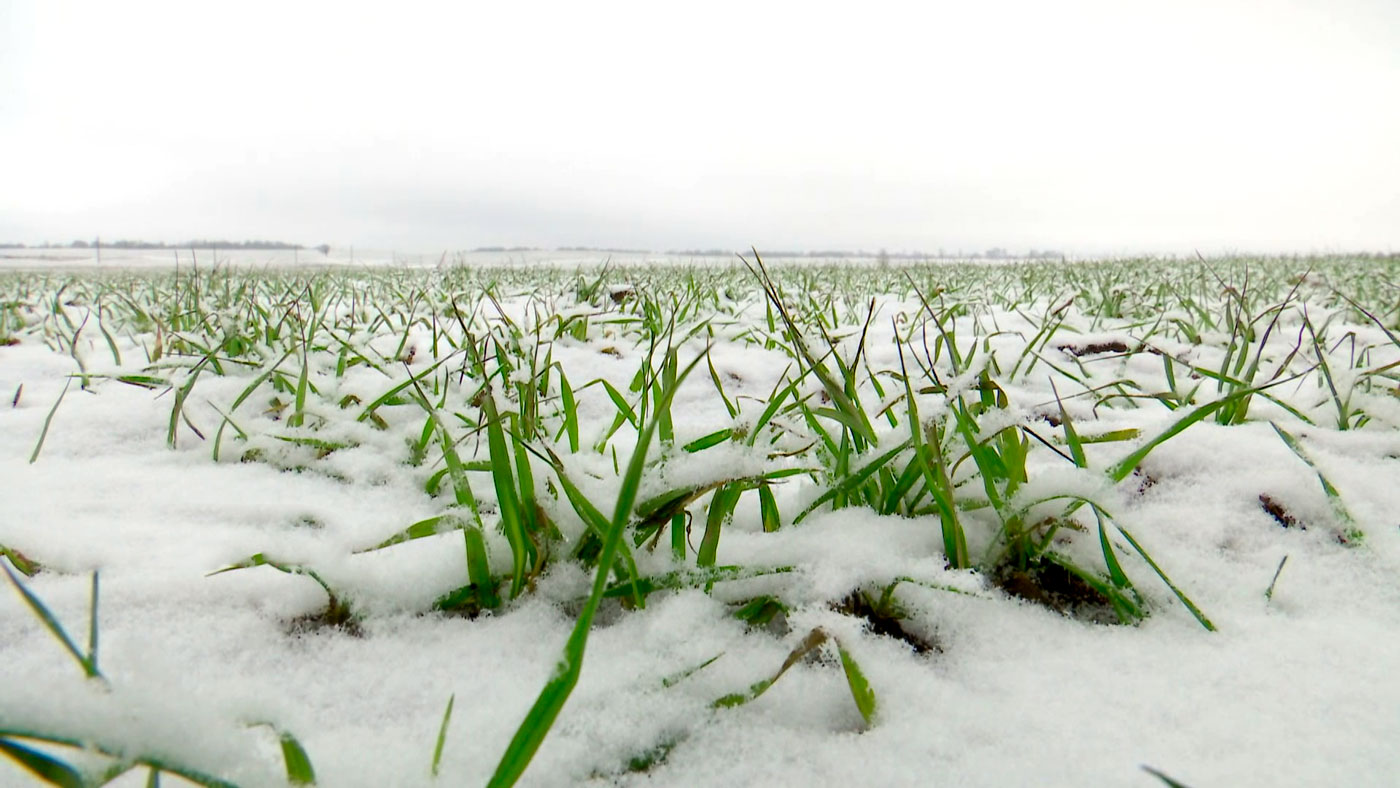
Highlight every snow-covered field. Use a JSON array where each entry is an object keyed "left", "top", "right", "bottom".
[{"left": 2, "top": 256, "right": 1398, "bottom": 787}]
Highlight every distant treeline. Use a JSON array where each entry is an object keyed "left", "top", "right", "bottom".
[
  {"left": 554, "top": 246, "right": 652, "bottom": 254},
  {"left": 0, "top": 239, "right": 330, "bottom": 253}
]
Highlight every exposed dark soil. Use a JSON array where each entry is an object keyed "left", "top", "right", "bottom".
[
  {"left": 286, "top": 604, "right": 364, "bottom": 637},
  {"left": 833, "top": 590, "right": 941, "bottom": 654},
  {"left": 992, "top": 560, "right": 1121, "bottom": 625}
]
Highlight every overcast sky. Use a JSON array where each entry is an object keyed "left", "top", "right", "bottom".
[{"left": 2, "top": 0, "right": 1397, "bottom": 255}]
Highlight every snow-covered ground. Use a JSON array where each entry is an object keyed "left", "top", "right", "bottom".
[{"left": 2, "top": 259, "right": 1398, "bottom": 786}]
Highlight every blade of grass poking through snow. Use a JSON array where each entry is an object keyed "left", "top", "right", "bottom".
[
  {"left": 486, "top": 345, "right": 708, "bottom": 788},
  {"left": 0, "top": 725, "right": 238, "bottom": 787},
  {"left": 1052, "top": 380, "right": 1088, "bottom": 469},
  {"left": 474, "top": 375, "right": 531, "bottom": 599},
  {"left": 28, "top": 378, "right": 71, "bottom": 464},
  {"left": 249, "top": 723, "right": 316, "bottom": 785},
  {"left": 697, "top": 483, "right": 741, "bottom": 567},
  {"left": 713, "top": 628, "right": 830, "bottom": 709},
  {"left": 207, "top": 554, "right": 354, "bottom": 626},
  {"left": 288, "top": 342, "right": 311, "bottom": 429},
  {"left": 1, "top": 563, "right": 101, "bottom": 678},
  {"left": 1114, "top": 525, "right": 1215, "bottom": 631},
  {"left": 758, "top": 484, "right": 781, "bottom": 533},
  {"left": 834, "top": 638, "right": 878, "bottom": 727},
  {"left": 714, "top": 624, "right": 882, "bottom": 726},
  {"left": 0, "top": 736, "right": 84, "bottom": 787},
  {"left": 404, "top": 375, "right": 482, "bottom": 521},
  {"left": 792, "top": 439, "right": 913, "bottom": 525},
  {"left": 682, "top": 428, "right": 733, "bottom": 453},
  {"left": 0, "top": 545, "right": 41, "bottom": 577},
  {"left": 356, "top": 514, "right": 466, "bottom": 553},
  {"left": 1142, "top": 765, "right": 1195, "bottom": 788},
  {"left": 431, "top": 694, "right": 455, "bottom": 779},
  {"left": 660, "top": 653, "right": 724, "bottom": 688},
  {"left": 211, "top": 349, "right": 294, "bottom": 460},
  {"left": 167, "top": 352, "right": 216, "bottom": 448},
  {"left": 278, "top": 731, "right": 316, "bottom": 785},
  {"left": 463, "top": 525, "right": 500, "bottom": 608},
  {"left": 1269, "top": 423, "right": 1358, "bottom": 533},
  {"left": 1265, "top": 555, "right": 1289, "bottom": 601},
  {"left": 527, "top": 444, "right": 641, "bottom": 606},
  {"left": 87, "top": 572, "right": 99, "bottom": 677},
  {"left": 897, "top": 334, "right": 968, "bottom": 567},
  {"left": 1104, "top": 383, "right": 1279, "bottom": 483},
  {"left": 706, "top": 353, "right": 738, "bottom": 419},
  {"left": 742, "top": 251, "right": 877, "bottom": 446},
  {"left": 556, "top": 366, "right": 579, "bottom": 453}
]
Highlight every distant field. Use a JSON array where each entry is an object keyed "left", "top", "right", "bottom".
[{"left": 2, "top": 255, "right": 1398, "bottom": 786}]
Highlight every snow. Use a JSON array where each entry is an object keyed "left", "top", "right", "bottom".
[{"left": 3, "top": 260, "right": 1400, "bottom": 787}]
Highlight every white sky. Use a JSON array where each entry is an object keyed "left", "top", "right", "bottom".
[{"left": 2, "top": 0, "right": 1397, "bottom": 254}]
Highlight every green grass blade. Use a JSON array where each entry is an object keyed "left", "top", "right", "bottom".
[
  {"left": 834, "top": 639, "right": 877, "bottom": 727},
  {"left": 0, "top": 737, "right": 84, "bottom": 788},
  {"left": 87, "top": 572, "right": 99, "bottom": 676},
  {"left": 1265, "top": 554, "right": 1288, "bottom": 601},
  {"left": 1269, "top": 422, "right": 1357, "bottom": 529},
  {"left": 558, "top": 369, "right": 579, "bottom": 453},
  {"left": 2, "top": 561, "right": 99, "bottom": 678},
  {"left": 1142, "top": 765, "right": 1194, "bottom": 788},
  {"left": 463, "top": 526, "right": 500, "bottom": 609},
  {"left": 29, "top": 378, "right": 71, "bottom": 464},
  {"left": 288, "top": 349, "right": 310, "bottom": 428},
  {"left": 713, "top": 627, "right": 828, "bottom": 708},
  {"left": 598, "top": 380, "right": 639, "bottom": 428},
  {"left": 478, "top": 387, "right": 529, "bottom": 598},
  {"left": 1114, "top": 525, "right": 1215, "bottom": 631},
  {"left": 682, "top": 428, "right": 733, "bottom": 453},
  {"left": 212, "top": 350, "right": 293, "bottom": 460},
  {"left": 167, "top": 353, "right": 215, "bottom": 449},
  {"left": 896, "top": 339, "right": 967, "bottom": 567},
  {"left": 1052, "top": 382, "right": 1087, "bottom": 469},
  {"left": 278, "top": 731, "right": 316, "bottom": 785},
  {"left": 355, "top": 515, "right": 464, "bottom": 553},
  {"left": 747, "top": 375, "right": 797, "bottom": 445},
  {"left": 530, "top": 445, "right": 641, "bottom": 604},
  {"left": 793, "top": 438, "right": 912, "bottom": 524},
  {"left": 0, "top": 726, "right": 237, "bottom": 788},
  {"left": 0, "top": 544, "right": 41, "bottom": 577},
  {"left": 1106, "top": 390, "right": 1255, "bottom": 483},
  {"left": 758, "top": 484, "right": 781, "bottom": 533},
  {"left": 661, "top": 653, "right": 724, "bottom": 688},
  {"left": 431, "top": 694, "right": 455, "bottom": 778},
  {"left": 1097, "top": 519, "right": 1131, "bottom": 590},
  {"left": 355, "top": 354, "right": 457, "bottom": 425},
  {"left": 697, "top": 484, "right": 740, "bottom": 567},
  {"left": 706, "top": 353, "right": 738, "bottom": 419}
]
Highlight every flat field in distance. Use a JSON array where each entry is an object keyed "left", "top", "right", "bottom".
[{"left": 2, "top": 255, "right": 1398, "bottom": 787}]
